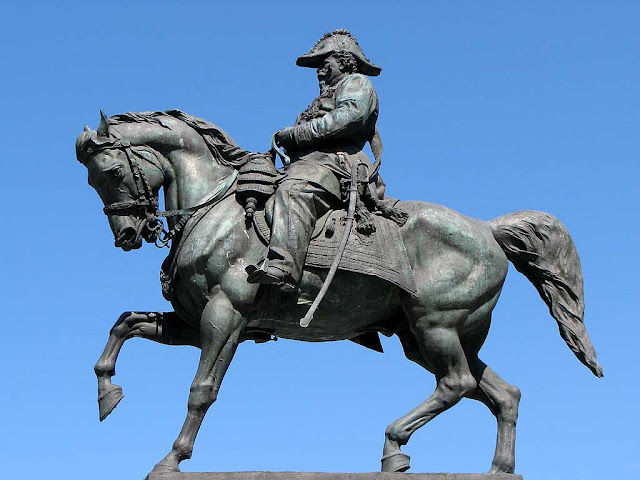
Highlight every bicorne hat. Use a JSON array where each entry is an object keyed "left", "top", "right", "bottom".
[{"left": 296, "top": 29, "right": 382, "bottom": 76}]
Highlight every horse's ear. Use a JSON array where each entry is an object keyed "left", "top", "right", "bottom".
[
  {"left": 97, "top": 110, "right": 110, "bottom": 138},
  {"left": 84, "top": 125, "right": 91, "bottom": 132}
]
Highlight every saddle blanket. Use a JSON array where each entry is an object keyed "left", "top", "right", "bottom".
[{"left": 253, "top": 209, "right": 417, "bottom": 296}]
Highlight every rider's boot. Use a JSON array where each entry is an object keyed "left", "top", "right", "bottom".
[{"left": 246, "top": 180, "right": 323, "bottom": 293}]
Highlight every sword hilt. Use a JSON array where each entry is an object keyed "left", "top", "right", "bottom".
[{"left": 271, "top": 131, "right": 290, "bottom": 167}]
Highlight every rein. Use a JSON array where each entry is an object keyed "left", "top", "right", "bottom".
[
  {"left": 100, "top": 143, "right": 238, "bottom": 248},
  {"left": 154, "top": 169, "right": 238, "bottom": 247}
]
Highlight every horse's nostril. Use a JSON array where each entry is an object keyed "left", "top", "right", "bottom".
[{"left": 115, "top": 227, "right": 136, "bottom": 246}]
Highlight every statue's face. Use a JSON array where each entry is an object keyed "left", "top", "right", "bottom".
[
  {"left": 85, "top": 149, "right": 146, "bottom": 251},
  {"left": 317, "top": 54, "right": 343, "bottom": 87}
]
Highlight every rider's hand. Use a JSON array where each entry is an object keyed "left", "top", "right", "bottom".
[{"left": 276, "top": 127, "right": 296, "bottom": 152}]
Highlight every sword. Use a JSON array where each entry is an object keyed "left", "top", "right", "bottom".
[{"left": 300, "top": 159, "right": 359, "bottom": 328}]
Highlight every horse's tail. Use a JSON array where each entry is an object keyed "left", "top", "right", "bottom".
[{"left": 488, "top": 210, "right": 603, "bottom": 377}]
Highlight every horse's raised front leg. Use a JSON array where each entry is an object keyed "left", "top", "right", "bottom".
[
  {"left": 382, "top": 312, "right": 477, "bottom": 473},
  {"left": 94, "top": 311, "right": 200, "bottom": 421},
  {"left": 149, "top": 292, "right": 246, "bottom": 476}
]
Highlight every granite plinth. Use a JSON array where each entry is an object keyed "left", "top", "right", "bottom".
[{"left": 148, "top": 473, "right": 522, "bottom": 480}]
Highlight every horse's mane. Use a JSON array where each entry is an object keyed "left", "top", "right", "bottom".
[
  {"left": 78, "top": 109, "right": 256, "bottom": 170},
  {"left": 108, "top": 110, "right": 254, "bottom": 169},
  {"left": 110, "top": 111, "right": 236, "bottom": 145}
]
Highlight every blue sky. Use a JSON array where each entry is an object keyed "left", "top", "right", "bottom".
[{"left": 1, "top": 2, "right": 638, "bottom": 479}]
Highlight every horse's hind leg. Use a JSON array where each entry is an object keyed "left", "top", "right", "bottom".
[
  {"left": 150, "top": 293, "right": 246, "bottom": 476},
  {"left": 94, "top": 311, "right": 199, "bottom": 421},
  {"left": 458, "top": 318, "right": 521, "bottom": 474},
  {"left": 382, "top": 312, "right": 477, "bottom": 472},
  {"left": 466, "top": 356, "right": 521, "bottom": 473}
]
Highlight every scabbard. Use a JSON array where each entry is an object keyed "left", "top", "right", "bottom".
[{"left": 300, "top": 159, "right": 359, "bottom": 328}]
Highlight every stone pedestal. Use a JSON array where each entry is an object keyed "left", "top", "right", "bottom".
[{"left": 148, "top": 473, "right": 522, "bottom": 480}]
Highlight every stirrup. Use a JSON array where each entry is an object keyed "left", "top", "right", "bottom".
[
  {"left": 246, "top": 262, "right": 296, "bottom": 293},
  {"left": 245, "top": 259, "right": 266, "bottom": 281}
]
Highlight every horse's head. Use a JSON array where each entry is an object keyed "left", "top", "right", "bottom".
[{"left": 76, "top": 112, "right": 165, "bottom": 251}]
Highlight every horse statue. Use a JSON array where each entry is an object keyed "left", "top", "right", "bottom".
[{"left": 76, "top": 110, "right": 602, "bottom": 478}]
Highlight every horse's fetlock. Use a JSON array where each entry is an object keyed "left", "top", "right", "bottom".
[
  {"left": 94, "top": 361, "right": 114, "bottom": 377},
  {"left": 172, "top": 442, "right": 193, "bottom": 461},
  {"left": 385, "top": 424, "right": 409, "bottom": 445},
  {"left": 491, "top": 457, "right": 515, "bottom": 474}
]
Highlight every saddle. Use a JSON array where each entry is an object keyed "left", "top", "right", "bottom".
[
  {"left": 236, "top": 154, "right": 417, "bottom": 297},
  {"left": 252, "top": 203, "right": 416, "bottom": 297}
]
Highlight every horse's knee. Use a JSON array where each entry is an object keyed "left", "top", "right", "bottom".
[
  {"left": 110, "top": 323, "right": 127, "bottom": 338},
  {"left": 110, "top": 311, "right": 140, "bottom": 338},
  {"left": 188, "top": 383, "right": 217, "bottom": 412}
]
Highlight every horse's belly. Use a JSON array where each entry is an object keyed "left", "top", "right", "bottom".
[{"left": 257, "top": 269, "right": 404, "bottom": 341}]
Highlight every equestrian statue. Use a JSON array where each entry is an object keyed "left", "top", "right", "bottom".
[{"left": 76, "top": 29, "right": 602, "bottom": 478}]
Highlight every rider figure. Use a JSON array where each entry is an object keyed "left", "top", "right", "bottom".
[{"left": 246, "top": 29, "right": 383, "bottom": 291}]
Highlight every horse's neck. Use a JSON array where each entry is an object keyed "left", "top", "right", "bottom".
[
  {"left": 112, "top": 121, "right": 235, "bottom": 211},
  {"left": 165, "top": 151, "right": 235, "bottom": 210}
]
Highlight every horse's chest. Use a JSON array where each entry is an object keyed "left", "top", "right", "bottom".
[{"left": 170, "top": 248, "right": 227, "bottom": 317}]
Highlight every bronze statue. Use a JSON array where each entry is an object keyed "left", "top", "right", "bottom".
[{"left": 76, "top": 29, "right": 602, "bottom": 478}]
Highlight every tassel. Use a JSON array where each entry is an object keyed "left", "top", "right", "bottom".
[
  {"left": 325, "top": 218, "right": 336, "bottom": 237},
  {"left": 244, "top": 197, "right": 257, "bottom": 221},
  {"left": 380, "top": 204, "right": 409, "bottom": 227},
  {"left": 355, "top": 200, "right": 376, "bottom": 235}
]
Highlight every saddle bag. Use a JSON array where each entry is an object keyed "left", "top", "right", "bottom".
[{"left": 237, "top": 154, "right": 279, "bottom": 219}]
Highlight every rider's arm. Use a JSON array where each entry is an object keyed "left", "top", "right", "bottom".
[{"left": 292, "top": 74, "right": 377, "bottom": 147}]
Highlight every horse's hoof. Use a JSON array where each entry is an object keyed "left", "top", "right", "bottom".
[
  {"left": 381, "top": 451, "right": 411, "bottom": 472},
  {"left": 148, "top": 461, "right": 180, "bottom": 479},
  {"left": 489, "top": 464, "right": 514, "bottom": 474},
  {"left": 98, "top": 385, "right": 123, "bottom": 421}
]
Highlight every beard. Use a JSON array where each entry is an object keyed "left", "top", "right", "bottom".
[
  {"left": 317, "top": 70, "right": 330, "bottom": 94},
  {"left": 318, "top": 79, "right": 330, "bottom": 95}
]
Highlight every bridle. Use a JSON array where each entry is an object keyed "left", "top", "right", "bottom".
[
  {"left": 91, "top": 141, "right": 165, "bottom": 247},
  {"left": 96, "top": 142, "right": 237, "bottom": 248}
]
